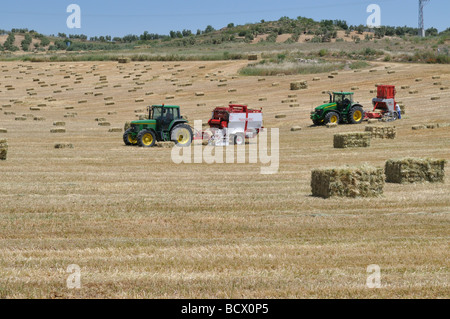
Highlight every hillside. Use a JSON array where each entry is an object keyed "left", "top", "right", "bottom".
[{"left": 0, "top": 17, "right": 449, "bottom": 65}]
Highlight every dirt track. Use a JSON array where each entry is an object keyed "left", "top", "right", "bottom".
[{"left": 0, "top": 60, "right": 449, "bottom": 298}]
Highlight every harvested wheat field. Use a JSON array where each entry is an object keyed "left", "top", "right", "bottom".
[{"left": 0, "top": 60, "right": 449, "bottom": 299}]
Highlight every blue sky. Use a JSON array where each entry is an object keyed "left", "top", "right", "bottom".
[{"left": 0, "top": 0, "right": 448, "bottom": 37}]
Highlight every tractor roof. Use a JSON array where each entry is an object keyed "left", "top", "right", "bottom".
[
  {"left": 152, "top": 105, "right": 179, "bottom": 108},
  {"left": 333, "top": 92, "right": 354, "bottom": 95}
]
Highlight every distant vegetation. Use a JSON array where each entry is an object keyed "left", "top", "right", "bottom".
[{"left": 0, "top": 17, "right": 448, "bottom": 63}]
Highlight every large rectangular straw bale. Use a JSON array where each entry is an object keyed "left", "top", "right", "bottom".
[
  {"left": 385, "top": 158, "right": 446, "bottom": 184},
  {"left": 364, "top": 125, "right": 397, "bottom": 139},
  {"left": 0, "top": 139, "right": 7, "bottom": 160},
  {"left": 333, "top": 132, "right": 371, "bottom": 148},
  {"left": 311, "top": 165, "right": 384, "bottom": 198}
]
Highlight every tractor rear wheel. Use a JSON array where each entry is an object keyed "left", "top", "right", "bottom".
[
  {"left": 137, "top": 130, "right": 156, "bottom": 148},
  {"left": 171, "top": 124, "right": 193, "bottom": 147},
  {"left": 123, "top": 129, "right": 138, "bottom": 146},
  {"left": 348, "top": 106, "right": 364, "bottom": 124},
  {"left": 324, "top": 112, "right": 340, "bottom": 125}
]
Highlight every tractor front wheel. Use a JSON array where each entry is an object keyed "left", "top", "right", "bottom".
[
  {"left": 123, "top": 129, "right": 138, "bottom": 146},
  {"left": 137, "top": 130, "right": 156, "bottom": 148},
  {"left": 324, "top": 112, "right": 340, "bottom": 125},
  {"left": 171, "top": 124, "right": 193, "bottom": 147},
  {"left": 348, "top": 106, "right": 364, "bottom": 124}
]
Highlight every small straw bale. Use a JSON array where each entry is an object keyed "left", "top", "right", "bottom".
[
  {"left": 311, "top": 165, "right": 384, "bottom": 198},
  {"left": 290, "top": 126, "right": 302, "bottom": 132},
  {"left": 50, "top": 128, "right": 66, "bottom": 133},
  {"left": 0, "top": 139, "right": 8, "bottom": 160},
  {"left": 385, "top": 158, "right": 446, "bottom": 184},
  {"left": 290, "top": 81, "right": 308, "bottom": 90},
  {"left": 98, "top": 122, "right": 111, "bottom": 126},
  {"left": 412, "top": 125, "right": 426, "bottom": 130},
  {"left": 33, "top": 117, "right": 46, "bottom": 121},
  {"left": 54, "top": 143, "right": 74, "bottom": 149},
  {"left": 326, "top": 123, "right": 338, "bottom": 128},
  {"left": 0, "top": 129, "right": 7, "bottom": 133},
  {"left": 124, "top": 122, "right": 131, "bottom": 131},
  {"left": 364, "top": 125, "right": 397, "bottom": 139},
  {"left": 108, "top": 128, "right": 123, "bottom": 133},
  {"left": 334, "top": 132, "right": 371, "bottom": 148},
  {"left": 156, "top": 142, "right": 175, "bottom": 148},
  {"left": 275, "top": 114, "right": 286, "bottom": 119},
  {"left": 248, "top": 54, "right": 258, "bottom": 61},
  {"left": 53, "top": 122, "right": 66, "bottom": 126}
]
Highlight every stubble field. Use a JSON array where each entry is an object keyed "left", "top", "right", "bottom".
[{"left": 0, "top": 59, "right": 449, "bottom": 298}]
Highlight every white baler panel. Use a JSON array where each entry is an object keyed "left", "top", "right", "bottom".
[
  {"left": 228, "top": 113, "right": 263, "bottom": 132},
  {"left": 372, "top": 98, "right": 395, "bottom": 112}
]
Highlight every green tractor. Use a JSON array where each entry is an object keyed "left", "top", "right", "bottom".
[
  {"left": 123, "top": 105, "right": 193, "bottom": 147},
  {"left": 310, "top": 91, "right": 365, "bottom": 126}
]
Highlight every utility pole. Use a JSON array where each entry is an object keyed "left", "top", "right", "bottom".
[{"left": 418, "top": 0, "right": 430, "bottom": 37}]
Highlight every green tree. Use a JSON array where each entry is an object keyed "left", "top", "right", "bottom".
[{"left": 204, "top": 25, "right": 215, "bottom": 34}]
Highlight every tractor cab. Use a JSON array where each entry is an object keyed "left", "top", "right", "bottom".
[
  {"left": 148, "top": 105, "right": 182, "bottom": 131},
  {"left": 332, "top": 92, "right": 354, "bottom": 110},
  {"left": 149, "top": 105, "right": 181, "bottom": 121}
]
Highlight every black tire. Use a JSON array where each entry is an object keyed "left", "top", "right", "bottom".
[
  {"left": 324, "top": 112, "right": 340, "bottom": 125},
  {"left": 234, "top": 133, "right": 245, "bottom": 145},
  {"left": 392, "top": 112, "right": 398, "bottom": 121},
  {"left": 312, "top": 119, "right": 322, "bottom": 126},
  {"left": 123, "top": 128, "right": 137, "bottom": 146},
  {"left": 348, "top": 106, "right": 364, "bottom": 124},
  {"left": 137, "top": 129, "right": 156, "bottom": 148},
  {"left": 171, "top": 124, "right": 193, "bottom": 147}
]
